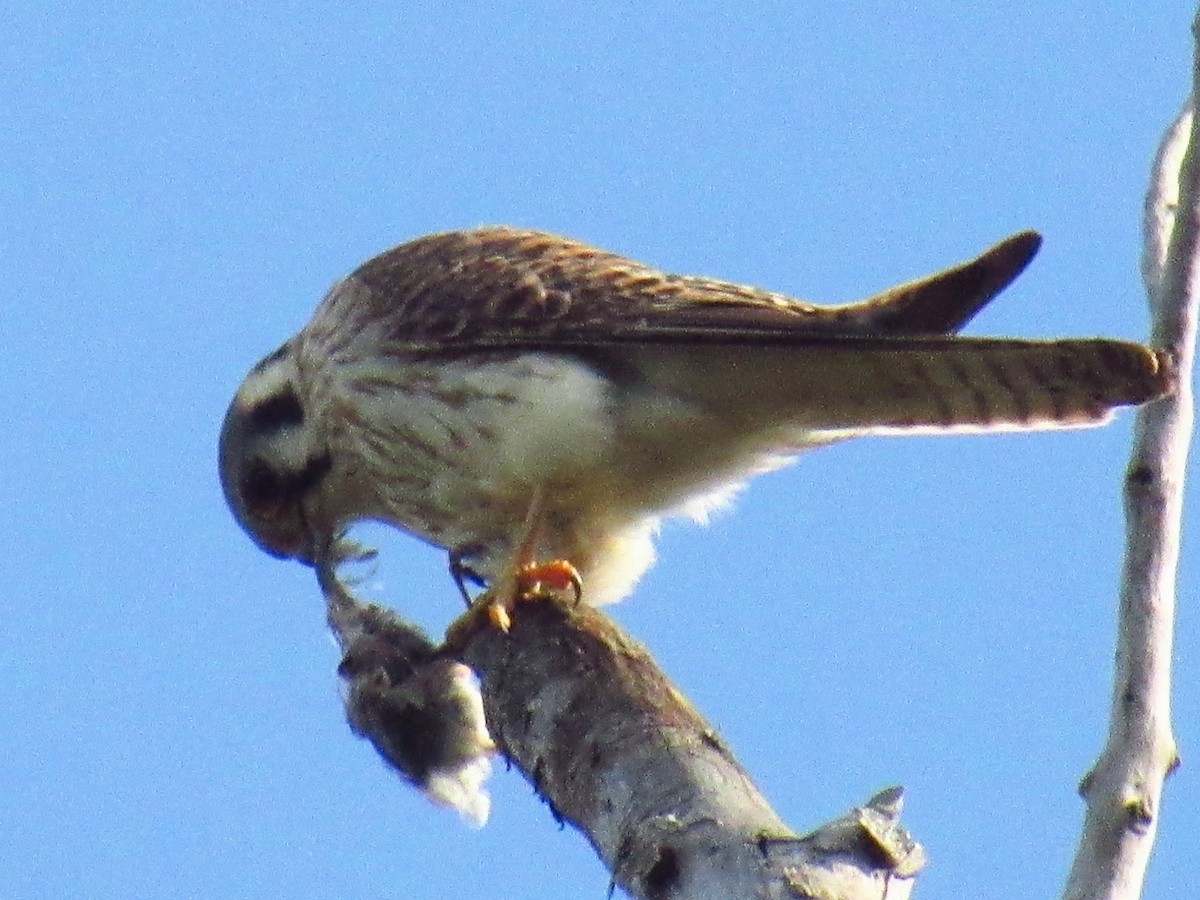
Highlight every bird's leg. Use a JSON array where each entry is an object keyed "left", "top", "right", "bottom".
[
  {"left": 448, "top": 549, "right": 487, "bottom": 608},
  {"left": 446, "top": 487, "right": 582, "bottom": 644},
  {"left": 474, "top": 486, "right": 583, "bottom": 632},
  {"left": 502, "top": 488, "right": 583, "bottom": 626}
]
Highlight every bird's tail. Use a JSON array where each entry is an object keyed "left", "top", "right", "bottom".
[{"left": 623, "top": 337, "right": 1170, "bottom": 442}]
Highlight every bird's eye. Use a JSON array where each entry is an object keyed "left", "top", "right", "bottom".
[{"left": 246, "top": 388, "right": 306, "bottom": 432}]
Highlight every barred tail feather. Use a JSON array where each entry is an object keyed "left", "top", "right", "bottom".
[
  {"left": 625, "top": 338, "right": 1170, "bottom": 438},
  {"left": 802, "top": 338, "right": 1172, "bottom": 434}
]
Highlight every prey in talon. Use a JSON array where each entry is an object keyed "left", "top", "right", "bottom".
[{"left": 219, "top": 227, "right": 1171, "bottom": 611}]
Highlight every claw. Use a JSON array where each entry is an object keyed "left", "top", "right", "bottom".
[
  {"left": 471, "top": 558, "right": 580, "bottom": 636},
  {"left": 445, "top": 488, "right": 583, "bottom": 645},
  {"left": 487, "top": 601, "right": 513, "bottom": 633},
  {"left": 516, "top": 559, "right": 583, "bottom": 603}
]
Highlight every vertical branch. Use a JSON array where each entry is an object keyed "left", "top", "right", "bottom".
[{"left": 1063, "top": 15, "right": 1199, "bottom": 900}]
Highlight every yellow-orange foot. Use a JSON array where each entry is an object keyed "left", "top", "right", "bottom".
[
  {"left": 446, "top": 559, "right": 582, "bottom": 647},
  {"left": 446, "top": 486, "right": 583, "bottom": 646},
  {"left": 515, "top": 559, "right": 583, "bottom": 601}
]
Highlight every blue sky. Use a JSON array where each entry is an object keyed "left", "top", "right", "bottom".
[{"left": 2, "top": 3, "right": 1195, "bottom": 898}]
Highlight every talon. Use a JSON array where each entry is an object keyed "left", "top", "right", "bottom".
[
  {"left": 515, "top": 559, "right": 583, "bottom": 602},
  {"left": 487, "top": 601, "right": 513, "bottom": 633},
  {"left": 445, "top": 488, "right": 585, "bottom": 648},
  {"left": 446, "top": 591, "right": 505, "bottom": 649}
]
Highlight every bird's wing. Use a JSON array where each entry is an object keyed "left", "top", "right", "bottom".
[
  {"left": 322, "top": 227, "right": 1169, "bottom": 429},
  {"left": 339, "top": 227, "right": 1040, "bottom": 349}
]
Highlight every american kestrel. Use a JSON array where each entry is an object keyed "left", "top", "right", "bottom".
[{"left": 219, "top": 228, "right": 1170, "bottom": 606}]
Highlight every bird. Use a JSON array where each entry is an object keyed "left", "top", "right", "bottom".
[{"left": 219, "top": 227, "right": 1171, "bottom": 613}]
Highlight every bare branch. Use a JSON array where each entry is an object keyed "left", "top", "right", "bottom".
[
  {"left": 452, "top": 592, "right": 924, "bottom": 899},
  {"left": 320, "top": 557, "right": 926, "bottom": 897},
  {"left": 1063, "top": 15, "right": 1198, "bottom": 900}
]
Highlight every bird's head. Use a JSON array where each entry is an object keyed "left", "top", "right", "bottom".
[{"left": 219, "top": 342, "right": 333, "bottom": 565}]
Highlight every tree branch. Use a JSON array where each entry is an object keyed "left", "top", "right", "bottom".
[
  {"left": 455, "top": 593, "right": 923, "bottom": 899},
  {"left": 321, "top": 557, "right": 925, "bottom": 898},
  {"left": 1062, "top": 15, "right": 1198, "bottom": 900}
]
